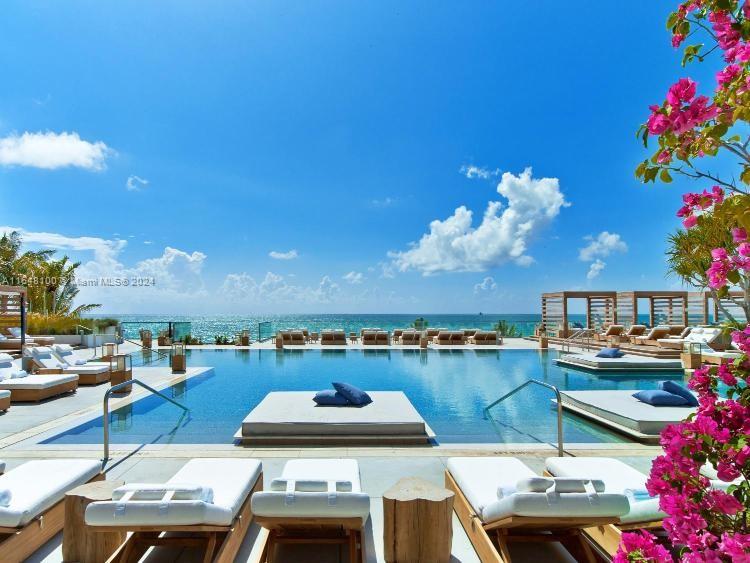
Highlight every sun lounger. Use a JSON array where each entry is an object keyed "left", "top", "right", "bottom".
[
  {"left": 252, "top": 458, "right": 370, "bottom": 563},
  {"left": 0, "top": 335, "right": 31, "bottom": 351},
  {"left": 657, "top": 326, "right": 726, "bottom": 350},
  {"left": 446, "top": 457, "right": 629, "bottom": 563},
  {"left": 623, "top": 325, "right": 647, "bottom": 339},
  {"left": 362, "top": 330, "right": 378, "bottom": 345},
  {"left": 0, "top": 390, "right": 9, "bottom": 412},
  {"left": 701, "top": 341, "right": 743, "bottom": 365},
  {"left": 0, "top": 355, "right": 78, "bottom": 402},
  {"left": 0, "top": 459, "right": 102, "bottom": 563},
  {"left": 667, "top": 325, "right": 685, "bottom": 336},
  {"left": 51, "top": 344, "right": 110, "bottom": 385},
  {"left": 425, "top": 328, "right": 445, "bottom": 339},
  {"left": 594, "top": 324, "right": 624, "bottom": 342},
  {"left": 26, "top": 346, "right": 110, "bottom": 383},
  {"left": 4, "top": 328, "right": 53, "bottom": 347},
  {"left": 436, "top": 331, "right": 465, "bottom": 344},
  {"left": 544, "top": 457, "right": 664, "bottom": 557},
  {"left": 399, "top": 330, "right": 420, "bottom": 345},
  {"left": 85, "top": 458, "right": 262, "bottom": 563},
  {"left": 289, "top": 331, "right": 305, "bottom": 345},
  {"left": 632, "top": 326, "right": 670, "bottom": 346}
]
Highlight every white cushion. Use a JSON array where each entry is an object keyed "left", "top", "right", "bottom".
[
  {"left": 86, "top": 458, "right": 261, "bottom": 527},
  {"left": 0, "top": 373, "right": 78, "bottom": 390},
  {"left": 112, "top": 483, "right": 213, "bottom": 503},
  {"left": 544, "top": 457, "right": 664, "bottom": 524},
  {"left": 251, "top": 459, "right": 369, "bottom": 522},
  {"left": 0, "top": 353, "right": 14, "bottom": 363},
  {"left": 7, "top": 328, "right": 21, "bottom": 338},
  {"left": 0, "top": 459, "right": 101, "bottom": 527},
  {"left": 448, "top": 457, "right": 628, "bottom": 524}
]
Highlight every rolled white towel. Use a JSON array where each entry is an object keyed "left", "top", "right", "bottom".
[
  {"left": 10, "top": 370, "right": 28, "bottom": 379},
  {"left": 112, "top": 483, "right": 214, "bottom": 503},
  {"left": 74, "top": 359, "right": 87, "bottom": 366},
  {"left": 0, "top": 488, "right": 11, "bottom": 507},
  {"left": 624, "top": 488, "right": 654, "bottom": 503}
]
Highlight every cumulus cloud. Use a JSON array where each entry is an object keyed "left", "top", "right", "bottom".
[
  {"left": 0, "top": 131, "right": 112, "bottom": 170},
  {"left": 460, "top": 165, "right": 500, "bottom": 180},
  {"left": 269, "top": 249, "right": 298, "bottom": 260},
  {"left": 389, "top": 168, "right": 568, "bottom": 275},
  {"left": 343, "top": 271, "right": 365, "bottom": 284},
  {"left": 579, "top": 232, "right": 628, "bottom": 261},
  {"left": 474, "top": 276, "right": 497, "bottom": 294},
  {"left": 587, "top": 259, "right": 607, "bottom": 280},
  {"left": 220, "top": 272, "right": 339, "bottom": 304},
  {"left": 126, "top": 175, "right": 149, "bottom": 191}
]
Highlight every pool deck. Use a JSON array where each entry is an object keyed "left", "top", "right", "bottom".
[{"left": 1, "top": 342, "right": 662, "bottom": 562}]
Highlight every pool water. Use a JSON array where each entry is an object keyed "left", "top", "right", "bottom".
[{"left": 43, "top": 349, "right": 685, "bottom": 446}]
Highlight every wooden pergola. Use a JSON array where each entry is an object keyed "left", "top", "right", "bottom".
[
  {"left": 0, "top": 285, "right": 27, "bottom": 346},
  {"left": 541, "top": 291, "right": 617, "bottom": 337},
  {"left": 615, "top": 291, "right": 690, "bottom": 328}
]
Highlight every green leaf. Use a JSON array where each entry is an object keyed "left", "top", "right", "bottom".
[
  {"left": 727, "top": 270, "right": 741, "bottom": 284},
  {"left": 740, "top": 167, "right": 750, "bottom": 185},
  {"left": 667, "top": 12, "right": 678, "bottom": 30},
  {"left": 660, "top": 169, "right": 673, "bottom": 183},
  {"left": 709, "top": 123, "right": 729, "bottom": 138},
  {"left": 635, "top": 161, "right": 647, "bottom": 178}
]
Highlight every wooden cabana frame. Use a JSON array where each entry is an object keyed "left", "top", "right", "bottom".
[
  {"left": 706, "top": 290, "right": 748, "bottom": 324},
  {"left": 0, "top": 285, "right": 27, "bottom": 347},
  {"left": 541, "top": 292, "right": 617, "bottom": 338},
  {"left": 615, "top": 291, "right": 690, "bottom": 328}
]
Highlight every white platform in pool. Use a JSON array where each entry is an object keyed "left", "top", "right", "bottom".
[
  {"left": 555, "top": 353, "right": 683, "bottom": 371},
  {"left": 235, "top": 391, "right": 435, "bottom": 445},
  {"left": 558, "top": 390, "right": 695, "bottom": 442}
]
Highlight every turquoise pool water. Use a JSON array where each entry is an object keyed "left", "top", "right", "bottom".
[{"left": 43, "top": 349, "right": 685, "bottom": 446}]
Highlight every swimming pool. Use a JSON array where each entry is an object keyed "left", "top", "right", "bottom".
[{"left": 43, "top": 349, "right": 685, "bottom": 446}]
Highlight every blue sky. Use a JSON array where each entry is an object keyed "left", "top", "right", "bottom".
[{"left": 0, "top": 1, "right": 717, "bottom": 314}]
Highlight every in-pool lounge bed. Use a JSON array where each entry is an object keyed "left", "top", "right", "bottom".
[
  {"left": 85, "top": 458, "right": 263, "bottom": 563},
  {"left": 236, "top": 391, "right": 434, "bottom": 445},
  {"left": 446, "top": 457, "right": 629, "bottom": 563},
  {"left": 555, "top": 353, "right": 683, "bottom": 371},
  {"left": 557, "top": 390, "right": 696, "bottom": 442},
  {"left": 544, "top": 457, "right": 665, "bottom": 557},
  {"left": 252, "top": 458, "right": 370, "bottom": 563},
  {"left": 0, "top": 355, "right": 78, "bottom": 402},
  {"left": 0, "top": 459, "right": 102, "bottom": 563}
]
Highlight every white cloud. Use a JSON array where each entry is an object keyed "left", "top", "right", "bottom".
[
  {"left": 134, "top": 247, "right": 207, "bottom": 292},
  {"left": 269, "top": 249, "right": 298, "bottom": 260},
  {"left": 474, "top": 276, "right": 497, "bottom": 294},
  {"left": 460, "top": 165, "right": 500, "bottom": 180},
  {"left": 143, "top": 240, "right": 153, "bottom": 245},
  {"left": 0, "top": 131, "right": 112, "bottom": 170},
  {"left": 587, "top": 259, "right": 606, "bottom": 280},
  {"left": 389, "top": 168, "right": 568, "bottom": 275},
  {"left": 579, "top": 232, "right": 628, "bottom": 261},
  {"left": 126, "top": 175, "right": 149, "bottom": 191},
  {"left": 343, "top": 271, "right": 365, "bottom": 284},
  {"left": 370, "top": 197, "right": 396, "bottom": 208},
  {"left": 220, "top": 272, "right": 339, "bottom": 304}
]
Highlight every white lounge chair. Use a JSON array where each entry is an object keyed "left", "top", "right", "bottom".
[
  {"left": 544, "top": 457, "right": 665, "bottom": 557},
  {"left": 0, "top": 459, "right": 102, "bottom": 563},
  {"left": 252, "top": 459, "right": 370, "bottom": 563},
  {"left": 26, "top": 346, "right": 110, "bottom": 382},
  {"left": 0, "top": 354, "right": 78, "bottom": 402},
  {"left": 5, "top": 327, "right": 54, "bottom": 347},
  {"left": 446, "top": 457, "right": 629, "bottom": 562},
  {"left": 657, "top": 326, "right": 727, "bottom": 350},
  {"left": 51, "top": 344, "right": 111, "bottom": 385},
  {"left": 85, "top": 458, "right": 263, "bottom": 563}
]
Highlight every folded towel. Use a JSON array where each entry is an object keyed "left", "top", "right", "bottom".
[
  {"left": 10, "top": 370, "right": 28, "bottom": 379},
  {"left": 0, "top": 488, "right": 11, "bottom": 507},
  {"left": 74, "top": 359, "right": 87, "bottom": 366},
  {"left": 270, "top": 479, "right": 353, "bottom": 492},
  {"left": 112, "top": 483, "right": 214, "bottom": 503},
  {"left": 624, "top": 488, "right": 654, "bottom": 503},
  {"left": 552, "top": 478, "right": 606, "bottom": 494},
  {"left": 0, "top": 354, "right": 12, "bottom": 363}
]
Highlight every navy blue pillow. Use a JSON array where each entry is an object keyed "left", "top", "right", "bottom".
[
  {"left": 659, "top": 380, "right": 698, "bottom": 407},
  {"left": 313, "top": 389, "right": 351, "bottom": 406},
  {"left": 632, "top": 389, "right": 689, "bottom": 406},
  {"left": 332, "top": 382, "right": 373, "bottom": 406},
  {"left": 596, "top": 347, "right": 625, "bottom": 358}
]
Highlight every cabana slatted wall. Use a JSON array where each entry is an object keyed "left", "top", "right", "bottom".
[
  {"left": 615, "top": 291, "right": 689, "bottom": 327},
  {"left": 0, "top": 285, "right": 26, "bottom": 343},
  {"left": 540, "top": 291, "right": 616, "bottom": 338},
  {"left": 688, "top": 292, "right": 709, "bottom": 325},
  {"left": 709, "top": 291, "right": 748, "bottom": 323}
]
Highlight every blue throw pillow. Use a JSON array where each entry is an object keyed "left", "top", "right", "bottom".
[
  {"left": 332, "top": 382, "right": 373, "bottom": 406},
  {"left": 313, "top": 389, "right": 351, "bottom": 406},
  {"left": 659, "top": 380, "right": 699, "bottom": 407},
  {"left": 595, "top": 347, "right": 625, "bottom": 358},
  {"left": 632, "top": 389, "right": 689, "bottom": 406}
]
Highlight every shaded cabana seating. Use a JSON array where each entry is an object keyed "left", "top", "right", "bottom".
[
  {"left": 471, "top": 331, "right": 499, "bottom": 345},
  {"left": 321, "top": 330, "right": 347, "bottom": 345}
]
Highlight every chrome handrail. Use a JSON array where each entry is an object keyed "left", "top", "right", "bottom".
[
  {"left": 483, "top": 379, "right": 565, "bottom": 457},
  {"left": 561, "top": 328, "right": 596, "bottom": 353},
  {"left": 102, "top": 379, "right": 189, "bottom": 468},
  {"left": 120, "top": 337, "right": 171, "bottom": 362},
  {"left": 75, "top": 324, "right": 94, "bottom": 335}
]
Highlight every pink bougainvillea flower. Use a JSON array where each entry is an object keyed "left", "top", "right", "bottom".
[
  {"left": 716, "top": 64, "right": 741, "bottom": 87},
  {"left": 647, "top": 111, "right": 671, "bottom": 135},
  {"left": 667, "top": 77, "right": 697, "bottom": 106},
  {"left": 657, "top": 150, "right": 672, "bottom": 164},
  {"left": 738, "top": 242, "right": 750, "bottom": 257},
  {"left": 732, "top": 227, "right": 748, "bottom": 242},
  {"left": 683, "top": 214, "right": 698, "bottom": 228}
]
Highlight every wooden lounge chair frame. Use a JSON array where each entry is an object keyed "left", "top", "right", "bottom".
[
  {"left": 0, "top": 472, "right": 104, "bottom": 563},
  {"left": 4, "top": 373, "right": 78, "bottom": 402},
  {"left": 0, "top": 393, "right": 9, "bottom": 411},
  {"left": 445, "top": 469, "right": 619, "bottom": 563},
  {"left": 255, "top": 515, "right": 365, "bottom": 563},
  {"left": 99, "top": 472, "right": 263, "bottom": 563}
]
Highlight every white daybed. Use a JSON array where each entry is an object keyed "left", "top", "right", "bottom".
[
  {"left": 85, "top": 458, "right": 263, "bottom": 563},
  {"left": 252, "top": 458, "right": 370, "bottom": 561},
  {"left": 446, "top": 457, "right": 629, "bottom": 563},
  {"left": 26, "top": 347, "right": 110, "bottom": 385},
  {"left": 236, "top": 391, "right": 434, "bottom": 445},
  {"left": 558, "top": 390, "right": 695, "bottom": 441},
  {"left": 0, "top": 459, "right": 102, "bottom": 562},
  {"left": 0, "top": 355, "right": 78, "bottom": 402}
]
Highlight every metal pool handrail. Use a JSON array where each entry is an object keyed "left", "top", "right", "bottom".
[
  {"left": 102, "top": 379, "right": 189, "bottom": 468},
  {"left": 483, "top": 379, "right": 565, "bottom": 457}
]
